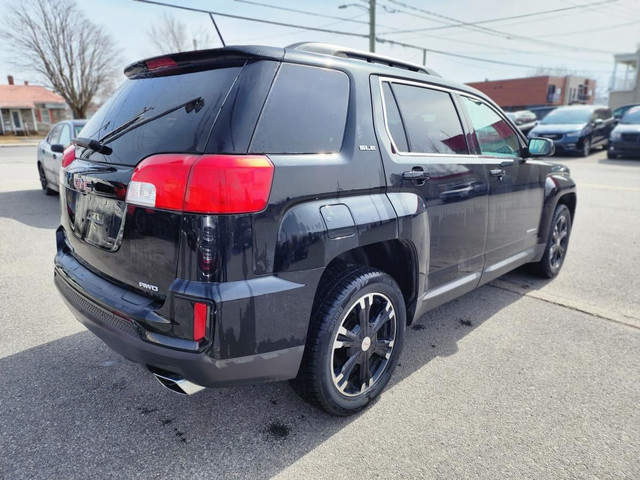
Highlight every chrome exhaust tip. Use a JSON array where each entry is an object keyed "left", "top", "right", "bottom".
[{"left": 150, "top": 369, "right": 206, "bottom": 396}]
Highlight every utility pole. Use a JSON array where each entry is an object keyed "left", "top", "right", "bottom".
[{"left": 369, "top": 0, "right": 376, "bottom": 53}]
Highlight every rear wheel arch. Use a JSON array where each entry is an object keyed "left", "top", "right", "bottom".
[
  {"left": 38, "top": 161, "right": 56, "bottom": 196},
  {"left": 315, "top": 240, "right": 418, "bottom": 324}
]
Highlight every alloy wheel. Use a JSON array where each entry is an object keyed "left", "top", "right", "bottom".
[
  {"left": 549, "top": 214, "right": 569, "bottom": 271},
  {"left": 331, "top": 292, "right": 397, "bottom": 397}
]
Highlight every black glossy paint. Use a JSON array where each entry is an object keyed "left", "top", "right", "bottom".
[{"left": 55, "top": 43, "right": 576, "bottom": 389}]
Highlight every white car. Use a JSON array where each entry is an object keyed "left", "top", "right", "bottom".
[{"left": 37, "top": 120, "right": 86, "bottom": 195}]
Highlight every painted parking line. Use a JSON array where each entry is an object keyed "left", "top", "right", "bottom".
[
  {"left": 490, "top": 279, "right": 640, "bottom": 330},
  {"left": 580, "top": 183, "right": 640, "bottom": 192}
]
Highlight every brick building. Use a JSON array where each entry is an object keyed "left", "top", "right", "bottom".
[{"left": 467, "top": 75, "right": 596, "bottom": 110}]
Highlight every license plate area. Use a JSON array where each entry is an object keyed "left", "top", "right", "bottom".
[{"left": 68, "top": 190, "right": 126, "bottom": 251}]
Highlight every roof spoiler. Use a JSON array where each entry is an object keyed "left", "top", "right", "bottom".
[{"left": 124, "top": 46, "right": 285, "bottom": 79}]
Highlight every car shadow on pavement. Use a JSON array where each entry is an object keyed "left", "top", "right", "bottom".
[
  {"left": 491, "top": 265, "right": 553, "bottom": 292},
  {"left": 0, "top": 284, "right": 529, "bottom": 480},
  {"left": 0, "top": 189, "right": 60, "bottom": 229}
]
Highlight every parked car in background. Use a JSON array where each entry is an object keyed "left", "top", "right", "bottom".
[
  {"left": 528, "top": 106, "right": 558, "bottom": 121},
  {"left": 608, "top": 106, "right": 640, "bottom": 159},
  {"left": 527, "top": 105, "right": 614, "bottom": 156},
  {"left": 506, "top": 110, "right": 537, "bottom": 135},
  {"left": 612, "top": 103, "right": 640, "bottom": 122},
  {"left": 38, "top": 120, "right": 87, "bottom": 195}
]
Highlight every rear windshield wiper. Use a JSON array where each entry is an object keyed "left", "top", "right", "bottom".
[{"left": 73, "top": 97, "right": 205, "bottom": 155}]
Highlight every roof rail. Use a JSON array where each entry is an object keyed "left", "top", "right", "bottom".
[{"left": 287, "top": 42, "right": 439, "bottom": 77}]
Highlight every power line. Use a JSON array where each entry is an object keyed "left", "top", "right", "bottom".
[
  {"left": 233, "top": 0, "right": 398, "bottom": 31},
  {"left": 544, "top": 18, "right": 640, "bottom": 37},
  {"left": 380, "top": 0, "right": 620, "bottom": 34},
  {"left": 133, "top": 0, "right": 613, "bottom": 74},
  {"left": 235, "top": 13, "right": 369, "bottom": 43},
  {"left": 383, "top": 0, "right": 618, "bottom": 55},
  {"left": 135, "top": 0, "right": 371, "bottom": 39}
]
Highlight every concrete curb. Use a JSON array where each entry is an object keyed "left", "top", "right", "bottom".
[{"left": 0, "top": 143, "right": 40, "bottom": 147}]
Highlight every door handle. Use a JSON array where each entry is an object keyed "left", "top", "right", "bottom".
[
  {"left": 52, "top": 154, "right": 58, "bottom": 160},
  {"left": 402, "top": 169, "right": 430, "bottom": 181},
  {"left": 490, "top": 168, "right": 506, "bottom": 178}
]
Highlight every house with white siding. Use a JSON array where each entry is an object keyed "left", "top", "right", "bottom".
[{"left": 0, "top": 75, "right": 69, "bottom": 135}]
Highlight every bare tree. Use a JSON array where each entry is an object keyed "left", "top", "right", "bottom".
[
  {"left": 1, "top": 0, "right": 120, "bottom": 118},
  {"left": 147, "top": 13, "right": 212, "bottom": 54}
]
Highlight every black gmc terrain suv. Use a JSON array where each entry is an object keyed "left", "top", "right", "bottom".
[{"left": 55, "top": 43, "right": 576, "bottom": 415}]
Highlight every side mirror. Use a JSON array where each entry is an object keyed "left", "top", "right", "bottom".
[
  {"left": 50, "top": 144, "right": 65, "bottom": 153},
  {"left": 593, "top": 118, "right": 603, "bottom": 126},
  {"left": 527, "top": 137, "right": 555, "bottom": 157}
]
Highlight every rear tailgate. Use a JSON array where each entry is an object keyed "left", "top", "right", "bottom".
[{"left": 59, "top": 59, "right": 247, "bottom": 298}]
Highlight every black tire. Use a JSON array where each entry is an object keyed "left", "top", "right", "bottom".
[
  {"left": 291, "top": 265, "right": 406, "bottom": 416},
  {"left": 607, "top": 150, "right": 617, "bottom": 159},
  {"left": 580, "top": 137, "right": 591, "bottom": 157},
  {"left": 38, "top": 163, "right": 56, "bottom": 196},
  {"left": 530, "top": 204, "right": 572, "bottom": 278}
]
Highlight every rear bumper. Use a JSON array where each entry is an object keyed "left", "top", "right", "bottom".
[{"left": 54, "top": 247, "right": 315, "bottom": 388}]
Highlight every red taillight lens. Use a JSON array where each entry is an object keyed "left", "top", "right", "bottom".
[
  {"left": 193, "top": 302, "right": 208, "bottom": 341},
  {"left": 146, "top": 57, "right": 177, "bottom": 71},
  {"left": 61, "top": 145, "right": 76, "bottom": 168},
  {"left": 126, "top": 154, "right": 274, "bottom": 214},
  {"left": 185, "top": 156, "right": 274, "bottom": 214},
  {"left": 127, "top": 154, "right": 196, "bottom": 209}
]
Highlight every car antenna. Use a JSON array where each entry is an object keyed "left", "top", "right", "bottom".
[{"left": 209, "top": 13, "right": 226, "bottom": 47}]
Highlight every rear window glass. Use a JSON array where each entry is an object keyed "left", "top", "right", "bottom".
[
  {"left": 78, "top": 66, "right": 242, "bottom": 165},
  {"left": 250, "top": 63, "right": 349, "bottom": 154},
  {"left": 384, "top": 82, "right": 467, "bottom": 155}
]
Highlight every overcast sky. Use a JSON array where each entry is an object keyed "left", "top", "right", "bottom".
[{"left": 1, "top": 0, "right": 639, "bottom": 100}]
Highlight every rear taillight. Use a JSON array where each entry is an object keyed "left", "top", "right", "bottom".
[
  {"left": 61, "top": 145, "right": 76, "bottom": 168},
  {"left": 126, "top": 154, "right": 274, "bottom": 214}
]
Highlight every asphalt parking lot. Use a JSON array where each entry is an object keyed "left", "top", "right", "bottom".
[{"left": 1, "top": 145, "right": 638, "bottom": 479}]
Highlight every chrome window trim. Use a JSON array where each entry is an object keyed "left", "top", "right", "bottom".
[{"left": 377, "top": 76, "right": 526, "bottom": 159}]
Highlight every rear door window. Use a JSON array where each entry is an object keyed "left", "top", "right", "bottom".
[
  {"left": 250, "top": 63, "right": 349, "bottom": 154},
  {"left": 381, "top": 81, "right": 467, "bottom": 155}
]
